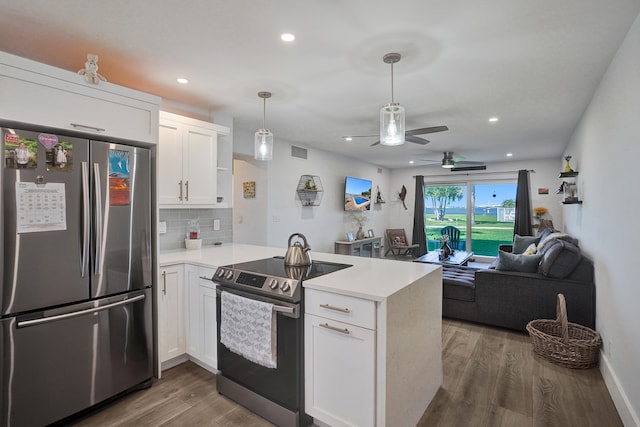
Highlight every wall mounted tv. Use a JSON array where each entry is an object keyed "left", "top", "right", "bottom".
[{"left": 344, "top": 176, "right": 372, "bottom": 211}]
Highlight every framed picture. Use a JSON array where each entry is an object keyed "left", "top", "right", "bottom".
[
  {"left": 243, "top": 181, "right": 256, "bottom": 198},
  {"left": 367, "top": 229, "right": 374, "bottom": 237},
  {"left": 346, "top": 232, "right": 355, "bottom": 242}
]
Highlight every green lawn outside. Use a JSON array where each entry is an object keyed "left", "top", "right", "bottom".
[{"left": 425, "top": 214, "right": 514, "bottom": 256}]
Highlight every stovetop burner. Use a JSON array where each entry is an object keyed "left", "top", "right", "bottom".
[{"left": 212, "top": 256, "right": 352, "bottom": 302}]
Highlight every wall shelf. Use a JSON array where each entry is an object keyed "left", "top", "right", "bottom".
[
  {"left": 557, "top": 170, "right": 581, "bottom": 204},
  {"left": 296, "top": 175, "right": 324, "bottom": 206}
]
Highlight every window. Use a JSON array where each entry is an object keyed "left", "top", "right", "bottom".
[{"left": 424, "top": 181, "right": 516, "bottom": 256}]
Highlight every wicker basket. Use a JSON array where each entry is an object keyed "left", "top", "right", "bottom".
[{"left": 526, "top": 294, "right": 602, "bottom": 369}]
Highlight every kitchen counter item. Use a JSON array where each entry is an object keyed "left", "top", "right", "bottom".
[{"left": 284, "top": 233, "right": 312, "bottom": 266}]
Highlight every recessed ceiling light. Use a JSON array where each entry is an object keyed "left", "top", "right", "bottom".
[
  {"left": 344, "top": 137, "right": 353, "bottom": 141},
  {"left": 281, "top": 33, "right": 295, "bottom": 42},
  {"left": 506, "top": 153, "right": 513, "bottom": 157},
  {"left": 176, "top": 77, "right": 189, "bottom": 84},
  {"left": 409, "top": 160, "right": 415, "bottom": 164},
  {"left": 488, "top": 117, "right": 499, "bottom": 123}
]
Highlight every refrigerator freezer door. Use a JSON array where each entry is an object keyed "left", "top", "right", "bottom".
[
  {"left": 0, "top": 289, "right": 152, "bottom": 426},
  {"left": 90, "top": 141, "right": 152, "bottom": 298},
  {"left": 1, "top": 128, "right": 90, "bottom": 315}
]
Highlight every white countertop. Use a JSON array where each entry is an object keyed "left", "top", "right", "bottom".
[{"left": 159, "top": 244, "right": 441, "bottom": 302}]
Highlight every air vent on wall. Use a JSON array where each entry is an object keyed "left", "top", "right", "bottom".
[{"left": 291, "top": 145, "right": 308, "bottom": 159}]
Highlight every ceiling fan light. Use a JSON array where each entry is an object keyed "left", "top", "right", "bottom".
[
  {"left": 380, "top": 103, "right": 405, "bottom": 146},
  {"left": 254, "top": 129, "right": 273, "bottom": 161},
  {"left": 442, "top": 158, "right": 455, "bottom": 168}
]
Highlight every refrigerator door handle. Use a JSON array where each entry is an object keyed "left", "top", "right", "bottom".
[
  {"left": 81, "top": 162, "right": 90, "bottom": 277},
  {"left": 93, "top": 163, "right": 104, "bottom": 275},
  {"left": 17, "top": 294, "right": 146, "bottom": 328}
]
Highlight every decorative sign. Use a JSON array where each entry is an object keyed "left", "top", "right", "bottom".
[
  {"left": 15, "top": 182, "right": 67, "bottom": 233},
  {"left": 243, "top": 181, "right": 256, "bottom": 198},
  {"left": 38, "top": 133, "right": 58, "bottom": 149}
]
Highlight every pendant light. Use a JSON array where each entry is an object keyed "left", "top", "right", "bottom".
[
  {"left": 254, "top": 91, "right": 273, "bottom": 161},
  {"left": 380, "top": 52, "right": 405, "bottom": 146}
]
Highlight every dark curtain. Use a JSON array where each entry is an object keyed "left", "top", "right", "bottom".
[
  {"left": 412, "top": 175, "right": 428, "bottom": 255},
  {"left": 514, "top": 169, "right": 532, "bottom": 236}
]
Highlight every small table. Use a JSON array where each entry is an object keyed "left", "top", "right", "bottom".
[
  {"left": 335, "top": 236, "right": 382, "bottom": 258},
  {"left": 414, "top": 250, "right": 474, "bottom": 266}
]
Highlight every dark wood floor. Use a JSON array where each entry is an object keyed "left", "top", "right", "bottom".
[{"left": 71, "top": 319, "right": 622, "bottom": 427}]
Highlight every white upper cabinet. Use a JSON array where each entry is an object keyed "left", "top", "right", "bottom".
[
  {"left": 0, "top": 52, "right": 160, "bottom": 144},
  {"left": 159, "top": 111, "right": 230, "bottom": 207}
]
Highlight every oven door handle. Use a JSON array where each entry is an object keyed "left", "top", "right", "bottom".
[
  {"left": 273, "top": 305, "right": 295, "bottom": 314},
  {"left": 216, "top": 287, "right": 299, "bottom": 318}
]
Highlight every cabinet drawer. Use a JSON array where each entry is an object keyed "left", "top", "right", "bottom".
[{"left": 305, "top": 288, "right": 375, "bottom": 330}]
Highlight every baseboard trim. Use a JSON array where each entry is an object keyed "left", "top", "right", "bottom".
[{"left": 600, "top": 351, "right": 640, "bottom": 427}]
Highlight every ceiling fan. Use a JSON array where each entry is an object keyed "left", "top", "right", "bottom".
[
  {"left": 345, "top": 125, "right": 449, "bottom": 146},
  {"left": 422, "top": 151, "right": 487, "bottom": 171}
]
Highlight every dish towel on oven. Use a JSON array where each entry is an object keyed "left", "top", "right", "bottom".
[{"left": 220, "top": 291, "right": 277, "bottom": 368}]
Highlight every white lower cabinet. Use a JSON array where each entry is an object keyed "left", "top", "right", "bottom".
[
  {"left": 158, "top": 265, "right": 185, "bottom": 364},
  {"left": 186, "top": 265, "right": 218, "bottom": 371},
  {"left": 305, "top": 289, "right": 376, "bottom": 427}
]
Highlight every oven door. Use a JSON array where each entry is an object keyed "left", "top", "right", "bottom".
[{"left": 216, "top": 286, "right": 303, "bottom": 411}]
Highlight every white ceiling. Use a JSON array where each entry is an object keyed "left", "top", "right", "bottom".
[{"left": 1, "top": 0, "right": 639, "bottom": 168}]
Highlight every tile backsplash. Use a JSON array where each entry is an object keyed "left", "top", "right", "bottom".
[{"left": 159, "top": 208, "right": 232, "bottom": 251}]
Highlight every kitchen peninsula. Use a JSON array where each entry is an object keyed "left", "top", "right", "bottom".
[{"left": 159, "top": 244, "right": 442, "bottom": 427}]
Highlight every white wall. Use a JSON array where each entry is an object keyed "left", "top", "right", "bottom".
[
  {"left": 563, "top": 13, "right": 640, "bottom": 427},
  {"left": 232, "top": 130, "right": 391, "bottom": 254},
  {"left": 387, "top": 158, "right": 565, "bottom": 241},
  {"left": 233, "top": 157, "right": 268, "bottom": 245}
]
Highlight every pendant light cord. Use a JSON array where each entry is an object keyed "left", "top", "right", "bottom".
[
  {"left": 390, "top": 62, "right": 395, "bottom": 104},
  {"left": 262, "top": 97, "right": 266, "bottom": 130}
]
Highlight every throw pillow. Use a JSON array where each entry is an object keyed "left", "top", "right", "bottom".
[
  {"left": 512, "top": 235, "right": 541, "bottom": 254},
  {"left": 538, "top": 239, "right": 581, "bottom": 278},
  {"left": 495, "top": 250, "right": 542, "bottom": 273},
  {"left": 523, "top": 243, "right": 537, "bottom": 255}
]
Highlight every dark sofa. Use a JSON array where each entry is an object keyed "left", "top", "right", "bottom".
[{"left": 441, "top": 233, "right": 596, "bottom": 332}]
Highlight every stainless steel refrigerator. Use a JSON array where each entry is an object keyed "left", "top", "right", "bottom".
[{"left": 1, "top": 125, "right": 154, "bottom": 426}]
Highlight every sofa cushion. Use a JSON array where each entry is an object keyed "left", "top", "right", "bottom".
[
  {"left": 513, "top": 235, "right": 541, "bottom": 254},
  {"left": 495, "top": 250, "right": 542, "bottom": 273},
  {"left": 538, "top": 239, "right": 581, "bottom": 278},
  {"left": 442, "top": 266, "right": 477, "bottom": 302}
]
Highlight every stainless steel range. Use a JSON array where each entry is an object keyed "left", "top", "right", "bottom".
[{"left": 214, "top": 256, "right": 351, "bottom": 427}]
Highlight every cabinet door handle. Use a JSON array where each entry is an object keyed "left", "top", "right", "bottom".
[
  {"left": 320, "top": 303, "right": 351, "bottom": 313},
  {"left": 178, "top": 180, "right": 183, "bottom": 201},
  {"left": 320, "top": 323, "right": 351, "bottom": 335},
  {"left": 162, "top": 271, "right": 167, "bottom": 295},
  {"left": 185, "top": 181, "right": 189, "bottom": 201},
  {"left": 70, "top": 123, "right": 106, "bottom": 132}
]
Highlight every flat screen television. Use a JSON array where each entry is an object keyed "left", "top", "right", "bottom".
[{"left": 344, "top": 176, "right": 372, "bottom": 211}]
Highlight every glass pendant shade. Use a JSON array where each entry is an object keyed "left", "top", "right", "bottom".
[
  {"left": 254, "top": 129, "right": 273, "bottom": 161},
  {"left": 380, "top": 103, "right": 405, "bottom": 146}
]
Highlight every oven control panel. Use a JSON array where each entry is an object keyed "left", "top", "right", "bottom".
[{"left": 213, "top": 267, "right": 299, "bottom": 301}]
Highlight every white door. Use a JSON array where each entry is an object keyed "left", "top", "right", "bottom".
[
  {"left": 183, "top": 127, "right": 217, "bottom": 205},
  {"left": 158, "top": 121, "right": 184, "bottom": 205},
  {"left": 159, "top": 265, "right": 185, "bottom": 363}
]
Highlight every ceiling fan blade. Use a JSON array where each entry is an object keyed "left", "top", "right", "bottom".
[
  {"left": 455, "top": 160, "right": 485, "bottom": 166},
  {"left": 370, "top": 140, "right": 381, "bottom": 147},
  {"left": 406, "top": 125, "right": 449, "bottom": 136},
  {"left": 405, "top": 135, "right": 430, "bottom": 145},
  {"left": 346, "top": 134, "right": 378, "bottom": 138},
  {"left": 451, "top": 165, "right": 487, "bottom": 171}
]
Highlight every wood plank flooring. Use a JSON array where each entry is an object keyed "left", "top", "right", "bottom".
[{"left": 70, "top": 319, "right": 622, "bottom": 427}]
